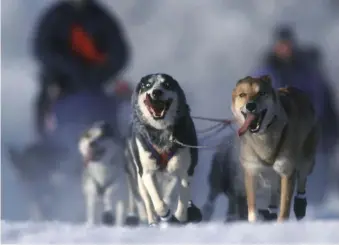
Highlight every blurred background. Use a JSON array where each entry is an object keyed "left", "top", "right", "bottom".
[{"left": 1, "top": 0, "right": 339, "bottom": 222}]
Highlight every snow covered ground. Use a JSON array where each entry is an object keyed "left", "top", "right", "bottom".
[{"left": 2, "top": 220, "right": 339, "bottom": 244}]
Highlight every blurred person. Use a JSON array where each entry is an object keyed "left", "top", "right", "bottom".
[
  {"left": 31, "top": 0, "right": 131, "bottom": 138},
  {"left": 252, "top": 24, "right": 339, "bottom": 204},
  {"left": 11, "top": 0, "right": 133, "bottom": 220}
]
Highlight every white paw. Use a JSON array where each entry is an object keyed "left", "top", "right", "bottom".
[
  {"left": 248, "top": 211, "right": 257, "bottom": 222},
  {"left": 85, "top": 221, "right": 95, "bottom": 228}
]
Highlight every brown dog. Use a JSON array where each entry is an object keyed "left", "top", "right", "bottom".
[{"left": 231, "top": 75, "right": 318, "bottom": 222}]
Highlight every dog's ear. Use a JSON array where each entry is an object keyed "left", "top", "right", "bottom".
[
  {"left": 236, "top": 76, "right": 252, "bottom": 86},
  {"left": 260, "top": 75, "right": 272, "bottom": 85}
]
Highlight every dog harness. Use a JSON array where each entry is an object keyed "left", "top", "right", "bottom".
[{"left": 138, "top": 135, "right": 178, "bottom": 170}]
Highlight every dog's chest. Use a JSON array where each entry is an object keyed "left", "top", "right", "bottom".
[
  {"left": 86, "top": 161, "right": 119, "bottom": 185},
  {"left": 241, "top": 130, "right": 282, "bottom": 168},
  {"left": 135, "top": 138, "right": 190, "bottom": 173}
]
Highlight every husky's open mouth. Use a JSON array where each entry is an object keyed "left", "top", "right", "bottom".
[
  {"left": 144, "top": 94, "right": 173, "bottom": 120},
  {"left": 238, "top": 109, "right": 267, "bottom": 136}
]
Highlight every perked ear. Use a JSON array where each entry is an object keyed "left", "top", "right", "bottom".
[{"left": 260, "top": 75, "right": 272, "bottom": 85}]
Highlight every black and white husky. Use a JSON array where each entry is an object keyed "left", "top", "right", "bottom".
[
  {"left": 79, "top": 121, "right": 128, "bottom": 226},
  {"left": 127, "top": 73, "right": 202, "bottom": 226}
]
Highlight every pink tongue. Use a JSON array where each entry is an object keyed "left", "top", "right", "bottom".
[{"left": 238, "top": 113, "right": 256, "bottom": 136}]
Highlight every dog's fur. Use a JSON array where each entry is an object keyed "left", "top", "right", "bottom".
[
  {"left": 202, "top": 133, "right": 282, "bottom": 222},
  {"left": 124, "top": 132, "right": 179, "bottom": 225},
  {"left": 202, "top": 134, "right": 248, "bottom": 222},
  {"left": 127, "top": 73, "right": 200, "bottom": 225},
  {"left": 79, "top": 121, "right": 128, "bottom": 226},
  {"left": 231, "top": 75, "right": 318, "bottom": 222},
  {"left": 123, "top": 133, "right": 148, "bottom": 225}
]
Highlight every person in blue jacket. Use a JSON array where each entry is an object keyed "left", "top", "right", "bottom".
[
  {"left": 252, "top": 24, "right": 339, "bottom": 203},
  {"left": 31, "top": 0, "right": 131, "bottom": 138}
]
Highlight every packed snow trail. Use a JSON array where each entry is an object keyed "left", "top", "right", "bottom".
[{"left": 2, "top": 220, "right": 339, "bottom": 243}]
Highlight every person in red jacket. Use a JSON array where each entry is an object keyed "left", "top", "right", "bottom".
[{"left": 32, "top": 0, "right": 130, "bottom": 137}]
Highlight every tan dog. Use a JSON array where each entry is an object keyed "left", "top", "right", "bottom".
[{"left": 231, "top": 75, "right": 319, "bottom": 222}]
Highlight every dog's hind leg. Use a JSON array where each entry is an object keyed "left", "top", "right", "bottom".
[
  {"left": 138, "top": 175, "right": 157, "bottom": 225},
  {"left": 236, "top": 196, "right": 248, "bottom": 221},
  {"left": 101, "top": 186, "right": 116, "bottom": 226},
  {"left": 259, "top": 192, "right": 278, "bottom": 221},
  {"left": 294, "top": 169, "right": 310, "bottom": 220},
  {"left": 202, "top": 188, "right": 219, "bottom": 221},
  {"left": 225, "top": 195, "right": 238, "bottom": 222},
  {"left": 124, "top": 172, "right": 141, "bottom": 226},
  {"left": 84, "top": 180, "right": 98, "bottom": 226},
  {"left": 294, "top": 126, "right": 318, "bottom": 220}
]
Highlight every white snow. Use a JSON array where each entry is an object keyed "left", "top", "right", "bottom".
[{"left": 2, "top": 221, "right": 339, "bottom": 244}]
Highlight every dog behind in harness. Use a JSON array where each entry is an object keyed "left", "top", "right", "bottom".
[{"left": 79, "top": 121, "right": 130, "bottom": 226}]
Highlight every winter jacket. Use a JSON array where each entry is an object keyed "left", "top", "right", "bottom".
[
  {"left": 252, "top": 49, "right": 339, "bottom": 149},
  {"left": 32, "top": 0, "right": 130, "bottom": 93}
]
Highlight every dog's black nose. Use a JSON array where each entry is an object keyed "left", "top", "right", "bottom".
[
  {"left": 152, "top": 89, "right": 163, "bottom": 99},
  {"left": 246, "top": 102, "right": 257, "bottom": 112}
]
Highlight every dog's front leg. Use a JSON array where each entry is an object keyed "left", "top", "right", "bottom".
[
  {"left": 244, "top": 169, "right": 257, "bottom": 222},
  {"left": 278, "top": 173, "right": 296, "bottom": 221},
  {"left": 101, "top": 185, "right": 118, "bottom": 226},
  {"left": 84, "top": 181, "right": 97, "bottom": 226},
  {"left": 273, "top": 158, "right": 296, "bottom": 221},
  {"left": 137, "top": 174, "right": 157, "bottom": 225},
  {"left": 174, "top": 171, "right": 190, "bottom": 222},
  {"left": 163, "top": 176, "right": 178, "bottom": 205},
  {"left": 142, "top": 171, "right": 169, "bottom": 219}
]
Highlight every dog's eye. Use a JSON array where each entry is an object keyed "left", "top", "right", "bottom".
[
  {"left": 259, "top": 91, "right": 267, "bottom": 96},
  {"left": 239, "top": 93, "right": 246, "bottom": 98},
  {"left": 142, "top": 82, "right": 151, "bottom": 89},
  {"left": 162, "top": 81, "right": 171, "bottom": 89}
]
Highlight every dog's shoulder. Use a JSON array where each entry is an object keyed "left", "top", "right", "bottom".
[
  {"left": 173, "top": 114, "right": 197, "bottom": 144},
  {"left": 277, "top": 86, "right": 315, "bottom": 117}
]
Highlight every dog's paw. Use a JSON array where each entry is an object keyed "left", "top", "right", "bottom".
[
  {"left": 294, "top": 196, "right": 307, "bottom": 220},
  {"left": 258, "top": 209, "right": 278, "bottom": 221},
  {"left": 159, "top": 210, "right": 183, "bottom": 226},
  {"left": 149, "top": 223, "right": 158, "bottom": 228},
  {"left": 101, "top": 211, "right": 115, "bottom": 226},
  {"left": 187, "top": 201, "right": 202, "bottom": 223},
  {"left": 124, "top": 215, "right": 140, "bottom": 227},
  {"left": 248, "top": 210, "right": 258, "bottom": 223}
]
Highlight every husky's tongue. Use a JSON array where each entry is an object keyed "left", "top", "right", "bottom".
[{"left": 238, "top": 113, "right": 256, "bottom": 136}]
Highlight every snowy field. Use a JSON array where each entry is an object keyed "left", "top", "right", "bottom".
[{"left": 2, "top": 220, "right": 339, "bottom": 244}]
